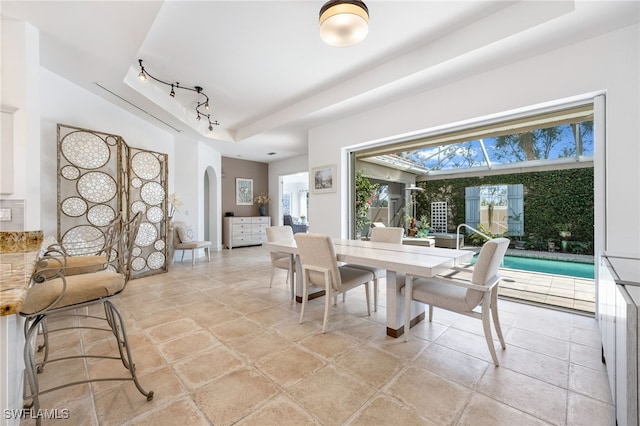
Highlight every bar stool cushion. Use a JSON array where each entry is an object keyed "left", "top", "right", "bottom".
[{"left": 21, "top": 271, "right": 125, "bottom": 315}]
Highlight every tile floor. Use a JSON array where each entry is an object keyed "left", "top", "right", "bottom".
[{"left": 22, "top": 246, "right": 613, "bottom": 425}]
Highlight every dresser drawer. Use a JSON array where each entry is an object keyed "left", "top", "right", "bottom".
[
  {"left": 232, "top": 224, "right": 252, "bottom": 235},
  {"left": 232, "top": 217, "right": 253, "bottom": 224},
  {"left": 252, "top": 217, "right": 270, "bottom": 224},
  {"left": 251, "top": 235, "right": 268, "bottom": 244},
  {"left": 232, "top": 235, "right": 252, "bottom": 245}
]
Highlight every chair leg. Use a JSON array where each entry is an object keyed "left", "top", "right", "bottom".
[
  {"left": 491, "top": 287, "right": 506, "bottom": 349},
  {"left": 322, "top": 287, "right": 331, "bottom": 334},
  {"left": 299, "top": 275, "right": 308, "bottom": 325},
  {"left": 404, "top": 276, "right": 413, "bottom": 342},
  {"left": 269, "top": 268, "right": 275, "bottom": 288},
  {"left": 428, "top": 305, "right": 434, "bottom": 322},
  {"left": 373, "top": 278, "right": 378, "bottom": 312},
  {"left": 180, "top": 250, "right": 185, "bottom": 263},
  {"left": 104, "top": 300, "right": 155, "bottom": 398},
  {"left": 192, "top": 249, "right": 196, "bottom": 266},
  {"left": 206, "top": 247, "right": 211, "bottom": 262},
  {"left": 364, "top": 282, "right": 371, "bottom": 316},
  {"left": 481, "top": 296, "right": 499, "bottom": 366}
]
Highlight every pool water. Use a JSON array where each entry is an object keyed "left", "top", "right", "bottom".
[{"left": 472, "top": 254, "right": 594, "bottom": 279}]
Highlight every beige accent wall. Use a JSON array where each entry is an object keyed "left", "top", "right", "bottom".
[{"left": 221, "top": 157, "right": 269, "bottom": 217}]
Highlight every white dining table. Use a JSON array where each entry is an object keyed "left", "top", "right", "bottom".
[{"left": 264, "top": 238, "right": 474, "bottom": 337}]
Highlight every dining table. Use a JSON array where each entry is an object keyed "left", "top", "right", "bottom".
[{"left": 264, "top": 238, "right": 474, "bottom": 338}]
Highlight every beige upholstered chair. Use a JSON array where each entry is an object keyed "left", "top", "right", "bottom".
[
  {"left": 266, "top": 226, "right": 295, "bottom": 298},
  {"left": 295, "top": 233, "right": 374, "bottom": 333},
  {"left": 347, "top": 226, "right": 404, "bottom": 311},
  {"left": 20, "top": 213, "right": 153, "bottom": 419},
  {"left": 173, "top": 221, "right": 212, "bottom": 266},
  {"left": 402, "top": 237, "right": 510, "bottom": 366}
]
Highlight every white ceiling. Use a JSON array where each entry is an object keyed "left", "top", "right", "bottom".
[{"left": 2, "top": 1, "right": 638, "bottom": 163}]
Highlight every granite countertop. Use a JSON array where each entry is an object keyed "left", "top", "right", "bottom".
[{"left": 0, "top": 251, "right": 39, "bottom": 316}]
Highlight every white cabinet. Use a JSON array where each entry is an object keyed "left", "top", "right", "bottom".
[
  {"left": 223, "top": 216, "right": 270, "bottom": 249},
  {"left": 599, "top": 254, "right": 640, "bottom": 426}
]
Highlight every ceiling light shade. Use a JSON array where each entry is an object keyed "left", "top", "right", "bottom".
[{"left": 319, "top": 0, "right": 369, "bottom": 47}]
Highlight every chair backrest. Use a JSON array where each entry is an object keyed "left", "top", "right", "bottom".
[
  {"left": 465, "top": 237, "right": 510, "bottom": 307},
  {"left": 294, "top": 233, "right": 342, "bottom": 291},
  {"left": 283, "top": 215, "right": 294, "bottom": 226},
  {"left": 172, "top": 221, "right": 186, "bottom": 245},
  {"left": 370, "top": 227, "right": 404, "bottom": 244},
  {"left": 266, "top": 226, "right": 295, "bottom": 262}
]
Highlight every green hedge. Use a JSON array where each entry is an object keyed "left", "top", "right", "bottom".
[{"left": 414, "top": 168, "right": 594, "bottom": 254}]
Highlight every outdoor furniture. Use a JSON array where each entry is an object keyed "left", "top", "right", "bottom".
[{"left": 402, "top": 237, "right": 510, "bottom": 366}]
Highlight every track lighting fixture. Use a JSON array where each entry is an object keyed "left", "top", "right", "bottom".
[{"left": 137, "top": 59, "right": 220, "bottom": 131}]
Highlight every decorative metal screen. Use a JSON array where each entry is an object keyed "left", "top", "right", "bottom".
[
  {"left": 57, "top": 124, "right": 168, "bottom": 278},
  {"left": 430, "top": 201, "right": 448, "bottom": 233}
]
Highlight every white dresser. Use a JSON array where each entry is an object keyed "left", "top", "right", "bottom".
[{"left": 223, "top": 216, "right": 270, "bottom": 249}]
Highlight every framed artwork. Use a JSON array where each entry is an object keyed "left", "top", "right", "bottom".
[
  {"left": 236, "top": 178, "right": 253, "bottom": 205},
  {"left": 311, "top": 164, "right": 336, "bottom": 194}
]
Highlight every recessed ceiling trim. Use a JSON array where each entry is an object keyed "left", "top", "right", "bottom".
[{"left": 94, "top": 83, "right": 182, "bottom": 133}]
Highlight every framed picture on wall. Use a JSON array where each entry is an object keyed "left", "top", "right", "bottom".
[
  {"left": 311, "top": 164, "right": 336, "bottom": 194},
  {"left": 236, "top": 178, "right": 253, "bottom": 205}
]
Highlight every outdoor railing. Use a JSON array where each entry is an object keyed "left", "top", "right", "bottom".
[{"left": 456, "top": 223, "right": 492, "bottom": 250}]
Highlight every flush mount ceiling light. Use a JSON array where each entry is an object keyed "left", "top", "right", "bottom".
[
  {"left": 319, "top": 0, "right": 369, "bottom": 47},
  {"left": 137, "top": 59, "right": 220, "bottom": 131}
]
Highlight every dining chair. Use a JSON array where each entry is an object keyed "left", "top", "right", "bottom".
[
  {"left": 173, "top": 221, "right": 212, "bottom": 266},
  {"left": 266, "top": 225, "right": 295, "bottom": 298},
  {"left": 295, "top": 233, "right": 374, "bottom": 333},
  {"left": 347, "top": 226, "right": 404, "bottom": 311},
  {"left": 20, "top": 213, "right": 153, "bottom": 422},
  {"left": 402, "top": 237, "right": 510, "bottom": 366}
]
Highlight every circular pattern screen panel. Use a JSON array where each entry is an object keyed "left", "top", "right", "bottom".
[
  {"left": 60, "top": 131, "right": 111, "bottom": 170},
  {"left": 77, "top": 172, "right": 117, "bottom": 204}
]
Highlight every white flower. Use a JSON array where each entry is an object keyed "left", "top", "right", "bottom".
[{"left": 168, "top": 193, "right": 183, "bottom": 216}]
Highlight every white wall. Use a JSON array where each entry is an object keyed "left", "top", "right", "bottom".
[{"left": 309, "top": 23, "right": 640, "bottom": 258}]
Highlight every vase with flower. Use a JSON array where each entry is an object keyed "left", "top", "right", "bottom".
[
  {"left": 167, "top": 192, "right": 183, "bottom": 223},
  {"left": 254, "top": 193, "right": 271, "bottom": 216}
]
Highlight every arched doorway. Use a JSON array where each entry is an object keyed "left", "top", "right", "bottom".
[{"left": 204, "top": 166, "right": 219, "bottom": 246}]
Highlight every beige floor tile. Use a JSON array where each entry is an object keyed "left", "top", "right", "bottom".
[
  {"left": 145, "top": 318, "right": 203, "bottom": 343},
  {"left": 570, "top": 342, "right": 607, "bottom": 372},
  {"left": 495, "top": 343, "right": 569, "bottom": 388},
  {"left": 387, "top": 365, "right": 471, "bottom": 424},
  {"left": 235, "top": 395, "right": 320, "bottom": 426},
  {"left": 568, "top": 363, "right": 613, "bottom": 404},
  {"left": 566, "top": 391, "right": 615, "bottom": 426},
  {"left": 298, "top": 331, "right": 356, "bottom": 360},
  {"left": 413, "top": 343, "right": 490, "bottom": 388},
  {"left": 157, "top": 329, "right": 221, "bottom": 362},
  {"left": 173, "top": 346, "right": 245, "bottom": 390},
  {"left": 333, "top": 344, "right": 404, "bottom": 388},
  {"left": 350, "top": 395, "right": 435, "bottom": 426},
  {"left": 255, "top": 346, "right": 325, "bottom": 387},
  {"left": 227, "top": 328, "right": 292, "bottom": 362},
  {"left": 93, "top": 366, "right": 184, "bottom": 426},
  {"left": 192, "top": 367, "right": 279, "bottom": 425},
  {"left": 126, "top": 397, "right": 211, "bottom": 426},
  {"left": 433, "top": 327, "right": 500, "bottom": 364},
  {"left": 245, "top": 305, "right": 299, "bottom": 327},
  {"left": 288, "top": 365, "right": 376, "bottom": 425},
  {"left": 368, "top": 333, "right": 430, "bottom": 361},
  {"left": 478, "top": 367, "right": 567, "bottom": 425},
  {"left": 208, "top": 317, "right": 263, "bottom": 342},
  {"left": 457, "top": 393, "right": 550, "bottom": 426},
  {"left": 505, "top": 327, "right": 570, "bottom": 361}
]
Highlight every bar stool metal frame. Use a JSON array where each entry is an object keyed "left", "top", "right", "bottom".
[{"left": 20, "top": 213, "right": 153, "bottom": 423}]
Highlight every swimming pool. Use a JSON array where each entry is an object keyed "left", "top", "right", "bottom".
[{"left": 472, "top": 254, "right": 594, "bottom": 279}]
